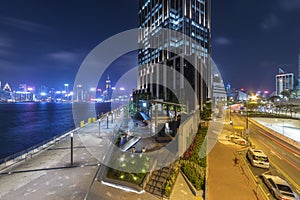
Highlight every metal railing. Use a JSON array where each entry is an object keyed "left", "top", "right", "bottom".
[{"left": 0, "top": 127, "right": 77, "bottom": 168}]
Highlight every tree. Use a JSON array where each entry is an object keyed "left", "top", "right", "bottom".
[
  {"left": 281, "top": 90, "right": 290, "bottom": 98},
  {"left": 200, "top": 102, "right": 212, "bottom": 120}
]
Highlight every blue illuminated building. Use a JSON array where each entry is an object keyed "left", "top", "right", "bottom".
[{"left": 137, "top": 0, "right": 211, "bottom": 110}]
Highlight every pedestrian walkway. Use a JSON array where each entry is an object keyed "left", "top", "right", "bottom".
[
  {"left": 1, "top": 107, "right": 270, "bottom": 200},
  {"left": 0, "top": 109, "right": 158, "bottom": 200},
  {"left": 207, "top": 122, "right": 264, "bottom": 200},
  {"left": 170, "top": 172, "right": 200, "bottom": 200}
]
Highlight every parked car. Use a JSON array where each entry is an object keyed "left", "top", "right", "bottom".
[
  {"left": 230, "top": 135, "right": 248, "bottom": 146},
  {"left": 247, "top": 148, "right": 270, "bottom": 169},
  {"left": 262, "top": 174, "right": 299, "bottom": 200}
]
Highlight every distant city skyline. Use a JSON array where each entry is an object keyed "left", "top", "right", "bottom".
[{"left": 1, "top": 1, "right": 300, "bottom": 92}]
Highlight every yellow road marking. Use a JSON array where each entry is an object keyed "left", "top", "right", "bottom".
[
  {"left": 240, "top": 153, "right": 270, "bottom": 200},
  {"left": 271, "top": 161, "right": 300, "bottom": 191}
]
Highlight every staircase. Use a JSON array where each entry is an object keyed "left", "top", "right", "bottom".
[{"left": 145, "top": 166, "right": 170, "bottom": 197}]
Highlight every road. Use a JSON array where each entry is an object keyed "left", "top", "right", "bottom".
[{"left": 230, "top": 112, "right": 300, "bottom": 198}]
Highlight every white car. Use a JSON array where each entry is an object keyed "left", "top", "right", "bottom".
[
  {"left": 247, "top": 148, "right": 270, "bottom": 169},
  {"left": 230, "top": 135, "right": 248, "bottom": 146},
  {"left": 262, "top": 174, "right": 299, "bottom": 200}
]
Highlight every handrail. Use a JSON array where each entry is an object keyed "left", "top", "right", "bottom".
[{"left": 0, "top": 127, "right": 76, "bottom": 165}]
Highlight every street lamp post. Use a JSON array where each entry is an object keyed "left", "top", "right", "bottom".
[
  {"left": 98, "top": 118, "right": 101, "bottom": 137},
  {"left": 245, "top": 95, "right": 250, "bottom": 141},
  {"left": 70, "top": 132, "right": 74, "bottom": 165},
  {"left": 111, "top": 111, "right": 113, "bottom": 123},
  {"left": 229, "top": 103, "right": 232, "bottom": 125},
  {"left": 246, "top": 101, "right": 249, "bottom": 130},
  {"left": 106, "top": 113, "right": 109, "bottom": 129}
]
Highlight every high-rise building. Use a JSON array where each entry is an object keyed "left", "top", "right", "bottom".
[
  {"left": 276, "top": 70, "right": 294, "bottom": 96},
  {"left": 137, "top": 0, "right": 211, "bottom": 110},
  {"left": 298, "top": 50, "right": 300, "bottom": 90},
  {"left": 105, "top": 75, "right": 112, "bottom": 100}
]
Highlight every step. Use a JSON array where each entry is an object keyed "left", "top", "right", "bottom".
[
  {"left": 152, "top": 170, "right": 168, "bottom": 177},
  {"left": 147, "top": 180, "right": 164, "bottom": 188},
  {"left": 150, "top": 176, "right": 166, "bottom": 183},
  {"left": 145, "top": 185, "right": 163, "bottom": 196}
]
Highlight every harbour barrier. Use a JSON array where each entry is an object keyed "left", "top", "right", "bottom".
[
  {"left": 0, "top": 106, "right": 126, "bottom": 172},
  {"left": 0, "top": 128, "right": 79, "bottom": 172}
]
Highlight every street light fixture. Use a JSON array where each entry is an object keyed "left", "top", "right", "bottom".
[{"left": 70, "top": 132, "right": 74, "bottom": 166}]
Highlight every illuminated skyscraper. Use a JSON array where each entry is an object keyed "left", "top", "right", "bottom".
[
  {"left": 298, "top": 50, "right": 300, "bottom": 90},
  {"left": 276, "top": 70, "right": 294, "bottom": 96},
  {"left": 137, "top": 0, "right": 211, "bottom": 110},
  {"left": 104, "top": 75, "right": 112, "bottom": 100},
  {"left": 106, "top": 75, "right": 111, "bottom": 91}
]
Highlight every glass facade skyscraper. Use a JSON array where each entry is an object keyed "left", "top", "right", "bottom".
[
  {"left": 298, "top": 50, "right": 300, "bottom": 90},
  {"left": 276, "top": 73, "right": 294, "bottom": 96},
  {"left": 137, "top": 0, "right": 211, "bottom": 110}
]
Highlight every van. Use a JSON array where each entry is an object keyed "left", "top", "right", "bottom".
[{"left": 247, "top": 148, "right": 270, "bottom": 169}]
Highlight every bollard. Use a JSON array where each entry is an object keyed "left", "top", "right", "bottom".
[{"left": 80, "top": 120, "right": 85, "bottom": 128}]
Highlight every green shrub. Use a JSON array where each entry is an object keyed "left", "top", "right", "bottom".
[
  {"left": 164, "top": 162, "right": 180, "bottom": 197},
  {"left": 180, "top": 127, "right": 207, "bottom": 190},
  {"left": 181, "top": 160, "right": 205, "bottom": 190},
  {"left": 106, "top": 167, "right": 146, "bottom": 185}
]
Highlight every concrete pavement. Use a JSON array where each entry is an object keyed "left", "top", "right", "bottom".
[
  {"left": 1, "top": 106, "right": 273, "bottom": 200},
  {"left": 0, "top": 111, "right": 159, "bottom": 200},
  {"left": 170, "top": 172, "right": 201, "bottom": 200},
  {"left": 0, "top": 132, "right": 160, "bottom": 200},
  {"left": 207, "top": 123, "right": 265, "bottom": 200},
  {"left": 0, "top": 108, "right": 195, "bottom": 200}
]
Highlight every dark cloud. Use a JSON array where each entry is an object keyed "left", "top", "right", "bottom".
[
  {"left": 0, "top": 16, "right": 51, "bottom": 32},
  {"left": 260, "top": 13, "right": 280, "bottom": 31},
  {"left": 277, "top": 0, "right": 300, "bottom": 11},
  {"left": 214, "top": 37, "right": 232, "bottom": 46},
  {"left": 0, "top": 0, "right": 299, "bottom": 92},
  {"left": 47, "top": 51, "right": 79, "bottom": 64}
]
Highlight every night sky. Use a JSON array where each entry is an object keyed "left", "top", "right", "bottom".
[{"left": 0, "top": 0, "right": 300, "bottom": 92}]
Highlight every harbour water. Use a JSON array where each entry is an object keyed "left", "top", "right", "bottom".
[{"left": 0, "top": 102, "right": 112, "bottom": 160}]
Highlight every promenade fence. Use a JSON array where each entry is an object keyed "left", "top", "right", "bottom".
[
  {"left": 0, "top": 105, "right": 126, "bottom": 171},
  {"left": 0, "top": 127, "right": 78, "bottom": 171}
]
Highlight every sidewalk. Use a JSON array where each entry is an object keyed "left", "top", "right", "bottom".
[
  {"left": 0, "top": 111, "right": 157, "bottom": 200},
  {"left": 0, "top": 109, "right": 268, "bottom": 200},
  {"left": 207, "top": 123, "right": 264, "bottom": 200},
  {"left": 170, "top": 172, "right": 201, "bottom": 200}
]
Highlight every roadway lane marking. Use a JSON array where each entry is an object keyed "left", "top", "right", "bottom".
[
  {"left": 258, "top": 140, "right": 300, "bottom": 191},
  {"left": 270, "top": 150, "right": 282, "bottom": 160},
  {"left": 264, "top": 145, "right": 300, "bottom": 172},
  {"left": 271, "top": 161, "right": 300, "bottom": 191},
  {"left": 293, "top": 153, "right": 300, "bottom": 158},
  {"left": 257, "top": 130, "right": 300, "bottom": 155},
  {"left": 240, "top": 154, "right": 270, "bottom": 200}
]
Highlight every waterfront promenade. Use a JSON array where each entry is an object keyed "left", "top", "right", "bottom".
[
  {"left": 3, "top": 107, "right": 297, "bottom": 199},
  {"left": 0, "top": 111, "right": 158, "bottom": 200},
  {"left": 0, "top": 108, "right": 197, "bottom": 200}
]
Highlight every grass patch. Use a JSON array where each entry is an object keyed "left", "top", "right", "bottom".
[
  {"left": 105, "top": 152, "right": 151, "bottom": 185},
  {"left": 106, "top": 167, "right": 146, "bottom": 185}
]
